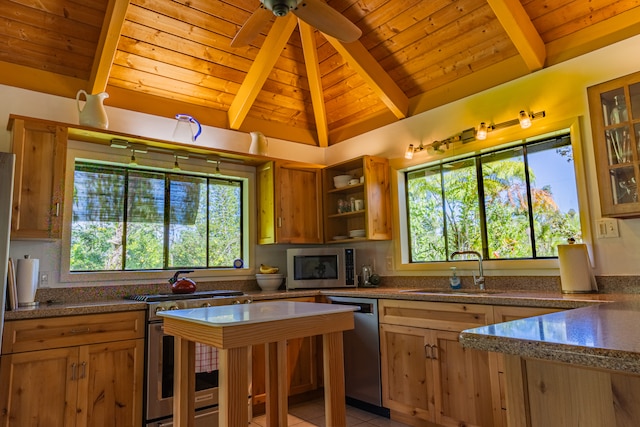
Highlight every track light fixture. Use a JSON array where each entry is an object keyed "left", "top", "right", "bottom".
[
  {"left": 405, "top": 110, "right": 546, "bottom": 159},
  {"left": 129, "top": 149, "right": 138, "bottom": 166}
]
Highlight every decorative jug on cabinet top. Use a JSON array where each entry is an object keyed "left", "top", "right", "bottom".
[
  {"left": 76, "top": 90, "right": 109, "bottom": 129},
  {"left": 172, "top": 114, "right": 202, "bottom": 143},
  {"left": 249, "top": 131, "right": 268, "bottom": 156}
]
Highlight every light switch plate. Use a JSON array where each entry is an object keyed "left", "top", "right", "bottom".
[{"left": 596, "top": 218, "right": 619, "bottom": 238}]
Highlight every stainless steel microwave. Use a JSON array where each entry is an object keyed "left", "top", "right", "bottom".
[{"left": 286, "top": 247, "right": 356, "bottom": 289}]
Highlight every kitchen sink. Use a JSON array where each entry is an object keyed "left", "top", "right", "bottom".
[{"left": 399, "top": 288, "right": 506, "bottom": 295}]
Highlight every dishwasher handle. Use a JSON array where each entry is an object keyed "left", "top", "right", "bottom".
[{"left": 330, "top": 300, "right": 372, "bottom": 314}]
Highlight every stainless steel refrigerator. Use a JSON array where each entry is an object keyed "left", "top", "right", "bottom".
[{"left": 0, "top": 153, "right": 15, "bottom": 341}]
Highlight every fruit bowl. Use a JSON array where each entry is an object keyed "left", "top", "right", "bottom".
[{"left": 256, "top": 273, "right": 285, "bottom": 291}]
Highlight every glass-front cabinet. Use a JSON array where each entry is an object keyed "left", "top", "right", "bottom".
[{"left": 588, "top": 71, "right": 640, "bottom": 217}]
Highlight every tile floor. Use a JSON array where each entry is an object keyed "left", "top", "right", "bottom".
[{"left": 249, "top": 398, "right": 411, "bottom": 427}]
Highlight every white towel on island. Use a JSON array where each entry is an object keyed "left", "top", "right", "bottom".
[{"left": 195, "top": 343, "right": 219, "bottom": 373}]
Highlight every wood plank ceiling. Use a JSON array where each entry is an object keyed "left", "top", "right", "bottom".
[{"left": 1, "top": 0, "right": 640, "bottom": 147}]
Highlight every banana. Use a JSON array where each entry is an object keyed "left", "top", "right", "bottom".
[{"left": 259, "top": 264, "right": 279, "bottom": 274}]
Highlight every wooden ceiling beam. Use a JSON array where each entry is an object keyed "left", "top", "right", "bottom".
[
  {"left": 88, "top": 0, "right": 130, "bottom": 94},
  {"left": 486, "top": 0, "right": 546, "bottom": 71},
  {"left": 299, "top": 20, "right": 329, "bottom": 147},
  {"left": 325, "top": 36, "right": 409, "bottom": 119},
  {"left": 228, "top": 14, "right": 298, "bottom": 130},
  {"left": 0, "top": 61, "right": 86, "bottom": 98}
]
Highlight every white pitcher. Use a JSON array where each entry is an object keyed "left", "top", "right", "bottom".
[
  {"left": 76, "top": 90, "right": 109, "bottom": 129},
  {"left": 249, "top": 131, "right": 268, "bottom": 156}
]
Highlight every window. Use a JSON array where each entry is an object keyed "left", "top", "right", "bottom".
[
  {"left": 406, "top": 134, "right": 581, "bottom": 262},
  {"left": 70, "top": 162, "right": 243, "bottom": 271}
]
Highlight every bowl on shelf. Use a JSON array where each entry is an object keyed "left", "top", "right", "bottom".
[
  {"left": 256, "top": 273, "right": 285, "bottom": 291},
  {"left": 348, "top": 229, "right": 366, "bottom": 238},
  {"left": 333, "top": 175, "right": 352, "bottom": 189}
]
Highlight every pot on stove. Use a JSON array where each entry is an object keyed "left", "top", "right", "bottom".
[{"left": 169, "top": 270, "right": 196, "bottom": 294}]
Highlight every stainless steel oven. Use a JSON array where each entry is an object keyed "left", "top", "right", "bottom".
[{"left": 129, "top": 290, "right": 252, "bottom": 427}]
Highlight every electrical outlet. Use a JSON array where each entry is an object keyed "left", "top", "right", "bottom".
[
  {"left": 386, "top": 256, "right": 393, "bottom": 270},
  {"left": 40, "top": 272, "right": 49, "bottom": 286},
  {"left": 596, "top": 218, "right": 619, "bottom": 238}
]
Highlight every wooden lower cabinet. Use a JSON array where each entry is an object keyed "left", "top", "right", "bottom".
[
  {"left": 0, "top": 311, "right": 145, "bottom": 427},
  {"left": 504, "top": 355, "right": 640, "bottom": 427},
  {"left": 379, "top": 299, "right": 496, "bottom": 427},
  {"left": 252, "top": 297, "right": 320, "bottom": 409},
  {"left": 489, "top": 305, "right": 562, "bottom": 426}
]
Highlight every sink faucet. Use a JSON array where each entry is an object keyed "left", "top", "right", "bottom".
[{"left": 450, "top": 250, "right": 485, "bottom": 290}]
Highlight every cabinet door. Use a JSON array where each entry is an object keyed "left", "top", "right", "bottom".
[
  {"left": 256, "top": 162, "right": 322, "bottom": 244},
  {"left": 379, "top": 323, "right": 435, "bottom": 425},
  {"left": 77, "top": 339, "right": 144, "bottom": 427},
  {"left": 276, "top": 165, "right": 322, "bottom": 243},
  {"left": 11, "top": 118, "right": 67, "bottom": 239},
  {"left": 432, "top": 330, "right": 495, "bottom": 427},
  {"left": 0, "top": 348, "right": 78, "bottom": 427},
  {"left": 257, "top": 162, "right": 276, "bottom": 244},
  {"left": 587, "top": 71, "right": 640, "bottom": 217}
]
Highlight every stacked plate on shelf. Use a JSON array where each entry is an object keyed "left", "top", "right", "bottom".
[{"left": 348, "top": 229, "right": 365, "bottom": 238}]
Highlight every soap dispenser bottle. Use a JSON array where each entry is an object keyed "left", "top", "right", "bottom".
[{"left": 449, "top": 267, "right": 461, "bottom": 290}]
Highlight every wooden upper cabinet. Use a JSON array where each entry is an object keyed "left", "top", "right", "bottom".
[
  {"left": 257, "top": 161, "right": 323, "bottom": 244},
  {"left": 588, "top": 70, "right": 640, "bottom": 217},
  {"left": 323, "top": 155, "right": 392, "bottom": 243},
  {"left": 9, "top": 117, "right": 67, "bottom": 239}
]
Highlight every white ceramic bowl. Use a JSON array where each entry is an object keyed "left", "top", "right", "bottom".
[
  {"left": 333, "top": 175, "right": 352, "bottom": 188},
  {"left": 256, "top": 273, "right": 284, "bottom": 291}
]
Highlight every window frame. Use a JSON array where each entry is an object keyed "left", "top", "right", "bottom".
[
  {"left": 392, "top": 116, "right": 593, "bottom": 276},
  {"left": 60, "top": 140, "right": 255, "bottom": 284}
]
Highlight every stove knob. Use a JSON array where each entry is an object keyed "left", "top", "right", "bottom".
[
  {"left": 168, "top": 305, "right": 180, "bottom": 311},
  {"left": 201, "top": 302, "right": 212, "bottom": 308},
  {"left": 243, "top": 299, "right": 253, "bottom": 304},
  {"left": 155, "top": 306, "right": 166, "bottom": 314},
  {"left": 233, "top": 299, "right": 242, "bottom": 304}
]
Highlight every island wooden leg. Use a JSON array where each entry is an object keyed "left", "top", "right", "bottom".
[
  {"left": 323, "top": 331, "right": 347, "bottom": 426},
  {"left": 265, "top": 340, "right": 288, "bottom": 427},
  {"left": 219, "top": 346, "right": 249, "bottom": 426},
  {"left": 173, "top": 337, "right": 195, "bottom": 427}
]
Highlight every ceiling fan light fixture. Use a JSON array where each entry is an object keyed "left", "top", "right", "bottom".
[{"left": 263, "top": 0, "right": 298, "bottom": 16}]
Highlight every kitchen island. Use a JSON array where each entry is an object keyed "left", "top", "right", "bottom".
[
  {"left": 460, "top": 300, "right": 640, "bottom": 426},
  {"left": 158, "top": 301, "right": 356, "bottom": 427}
]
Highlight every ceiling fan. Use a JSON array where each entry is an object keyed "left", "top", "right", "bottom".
[{"left": 231, "top": 0, "right": 362, "bottom": 47}]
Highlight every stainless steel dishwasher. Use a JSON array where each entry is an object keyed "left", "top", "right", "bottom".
[{"left": 327, "top": 296, "right": 389, "bottom": 417}]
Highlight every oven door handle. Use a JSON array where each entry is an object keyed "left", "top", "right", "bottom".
[{"left": 155, "top": 407, "right": 219, "bottom": 426}]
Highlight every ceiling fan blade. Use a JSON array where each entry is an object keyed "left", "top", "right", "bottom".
[
  {"left": 292, "top": 0, "right": 362, "bottom": 43},
  {"left": 231, "top": 6, "right": 273, "bottom": 48}
]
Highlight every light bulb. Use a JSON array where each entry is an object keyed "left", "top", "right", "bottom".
[
  {"left": 405, "top": 144, "right": 414, "bottom": 160},
  {"left": 519, "top": 111, "right": 532, "bottom": 129},
  {"left": 172, "top": 157, "right": 181, "bottom": 171},
  {"left": 476, "top": 122, "right": 488, "bottom": 140},
  {"left": 130, "top": 151, "right": 137, "bottom": 166}
]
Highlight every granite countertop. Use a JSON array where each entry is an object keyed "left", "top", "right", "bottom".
[
  {"left": 3, "top": 287, "right": 630, "bottom": 320},
  {"left": 460, "top": 299, "right": 640, "bottom": 374}
]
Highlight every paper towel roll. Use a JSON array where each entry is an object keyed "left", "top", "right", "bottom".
[
  {"left": 558, "top": 244, "right": 597, "bottom": 294},
  {"left": 16, "top": 256, "right": 39, "bottom": 306}
]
